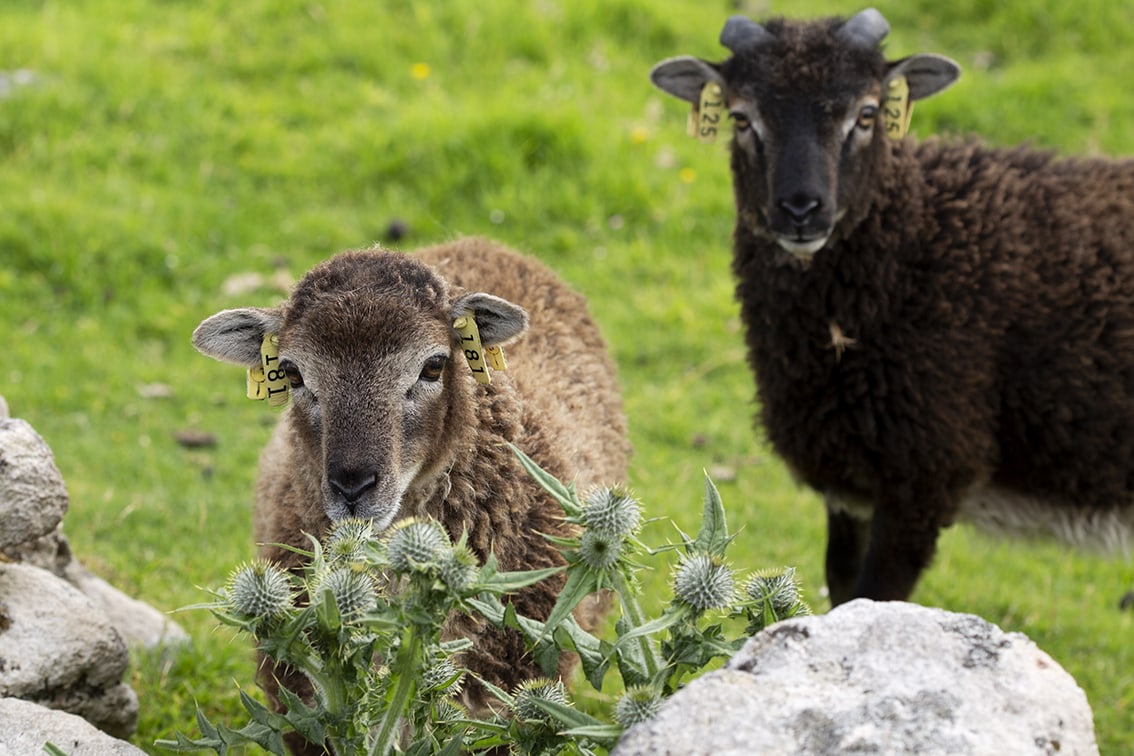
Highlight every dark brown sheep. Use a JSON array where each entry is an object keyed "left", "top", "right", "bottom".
[
  {"left": 193, "top": 237, "right": 630, "bottom": 753},
  {"left": 652, "top": 8, "right": 1134, "bottom": 605}
]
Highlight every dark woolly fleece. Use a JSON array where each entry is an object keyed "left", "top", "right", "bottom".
[{"left": 723, "top": 16, "right": 1134, "bottom": 602}]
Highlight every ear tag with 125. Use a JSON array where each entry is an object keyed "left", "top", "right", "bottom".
[
  {"left": 692, "top": 81, "right": 726, "bottom": 144},
  {"left": 883, "top": 75, "right": 913, "bottom": 139}
]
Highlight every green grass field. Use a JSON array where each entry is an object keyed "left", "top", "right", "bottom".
[{"left": 3, "top": 0, "right": 1132, "bottom": 752}]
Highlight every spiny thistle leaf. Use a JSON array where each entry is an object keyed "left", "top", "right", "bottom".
[
  {"left": 536, "top": 563, "right": 600, "bottom": 642},
  {"left": 507, "top": 443, "right": 581, "bottom": 516},
  {"left": 612, "top": 606, "right": 689, "bottom": 652},
  {"left": 274, "top": 685, "right": 327, "bottom": 746},
  {"left": 690, "top": 475, "right": 732, "bottom": 557}
]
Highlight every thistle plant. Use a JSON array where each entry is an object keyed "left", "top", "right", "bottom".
[
  {"left": 157, "top": 514, "right": 561, "bottom": 756},
  {"left": 159, "top": 445, "right": 811, "bottom": 755}
]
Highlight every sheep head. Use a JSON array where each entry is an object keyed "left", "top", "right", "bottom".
[
  {"left": 193, "top": 250, "right": 529, "bottom": 529},
  {"left": 651, "top": 8, "right": 960, "bottom": 260}
]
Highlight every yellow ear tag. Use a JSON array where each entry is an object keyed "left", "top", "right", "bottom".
[
  {"left": 484, "top": 345, "right": 507, "bottom": 371},
  {"left": 883, "top": 75, "right": 913, "bottom": 139},
  {"left": 694, "top": 81, "right": 725, "bottom": 144},
  {"left": 259, "top": 333, "right": 290, "bottom": 406},
  {"left": 452, "top": 316, "right": 493, "bottom": 384},
  {"left": 246, "top": 364, "right": 267, "bottom": 400}
]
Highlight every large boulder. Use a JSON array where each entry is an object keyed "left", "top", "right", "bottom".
[
  {"left": 615, "top": 599, "right": 1098, "bottom": 755},
  {"left": 0, "top": 697, "right": 146, "bottom": 755},
  {"left": 0, "top": 562, "right": 139, "bottom": 739},
  {"left": 0, "top": 418, "right": 69, "bottom": 552},
  {"left": 0, "top": 415, "right": 188, "bottom": 649}
]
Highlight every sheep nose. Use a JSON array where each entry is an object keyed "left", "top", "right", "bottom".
[
  {"left": 779, "top": 195, "right": 821, "bottom": 225},
  {"left": 329, "top": 470, "right": 378, "bottom": 505}
]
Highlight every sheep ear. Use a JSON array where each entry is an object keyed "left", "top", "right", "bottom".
[
  {"left": 450, "top": 293, "right": 529, "bottom": 347},
  {"left": 193, "top": 307, "right": 284, "bottom": 367},
  {"left": 886, "top": 54, "right": 961, "bottom": 101},
  {"left": 650, "top": 56, "right": 724, "bottom": 104}
]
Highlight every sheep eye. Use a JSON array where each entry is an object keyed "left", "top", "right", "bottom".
[
  {"left": 419, "top": 355, "right": 447, "bottom": 383},
  {"left": 279, "top": 359, "right": 304, "bottom": 389},
  {"left": 729, "top": 111, "right": 752, "bottom": 132},
  {"left": 856, "top": 104, "right": 879, "bottom": 131}
]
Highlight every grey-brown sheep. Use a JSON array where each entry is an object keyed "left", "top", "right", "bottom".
[
  {"left": 193, "top": 237, "right": 630, "bottom": 753},
  {"left": 652, "top": 8, "right": 1134, "bottom": 605}
]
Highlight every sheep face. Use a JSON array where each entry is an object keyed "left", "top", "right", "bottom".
[
  {"left": 193, "top": 251, "right": 529, "bottom": 530},
  {"left": 651, "top": 8, "right": 960, "bottom": 260}
]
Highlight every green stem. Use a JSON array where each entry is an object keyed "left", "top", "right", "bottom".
[
  {"left": 614, "top": 569, "right": 661, "bottom": 680},
  {"left": 368, "top": 626, "right": 422, "bottom": 756}
]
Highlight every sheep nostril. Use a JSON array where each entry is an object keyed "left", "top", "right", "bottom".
[
  {"left": 329, "top": 471, "right": 378, "bottom": 504},
  {"left": 779, "top": 195, "right": 821, "bottom": 224}
]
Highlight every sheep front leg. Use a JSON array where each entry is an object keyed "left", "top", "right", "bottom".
[
  {"left": 850, "top": 485, "right": 954, "bottom": 602},
  {"left": 824, "top": 502, "right": 871, "bottom": 606}
]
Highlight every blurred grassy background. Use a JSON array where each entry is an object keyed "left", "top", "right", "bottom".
[{"left": 2, "top": 0, "right": 1131, "bottom": 752}]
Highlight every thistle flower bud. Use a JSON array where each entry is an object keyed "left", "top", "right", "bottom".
[
  {"left": 746, "top": 566, "right": 801, "bottom": 614},
  {"left": 324, "top": 517, "right": 375, "bottom": 564},
  {"left": 421, "top": 658, "right": 464, "bottom": 695},
  {"left": 511, "top": 677, "right": 568, "bottom": 723},
  {"left": 673, "top": 553, "right": 735, "bottom": 612},
  {"left": 614, "top": 685, "right": 663, "bottom": 728},
  {"left": 432, "top": 698, "right": 467, "bottom": 726},
  {"left": 312, "top": 565, "right": 377, "bottom": 619},
  {"left": 578, "top": 528, "right": 622, "bottom": 570},
  {"left": 438, "top": 543, "right": 479, "bottom": 592},
  {"left": 385, "top": 517, "right": 450, "bottom": 573},
  {"left": 225, "top": 560, "right": 292, "bottom": 621},
  {"left": 581, "top": 487, "right": 642, "bottom": 537}
]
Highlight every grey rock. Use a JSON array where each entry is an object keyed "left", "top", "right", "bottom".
[
  {"left": 0, "top": 697, "right": 145, "bottom": 755},
  {"left": 0, "top": 418, "right": 69, "bottom": 550},
  {"left": 614, "top": 599, "right": 1098, "bottom": 756},
  {"left": 9, "top": 528, "right": 72, "bottom": 575},
  {"left": 65, "top": 559, "right": 190, "bottom": 649},
  {"left": 0, "top": 413, "right": 188, "bottom": 649},
  {"left": 0, "top": 562, "right": 139, "bottom": 739}
]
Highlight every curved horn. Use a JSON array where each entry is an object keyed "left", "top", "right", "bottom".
[
  {"left": 720, "top": 15, "right": 772, "bottom": 53},
  {"left": 836, "top": 8, "right": 890, "bottom": 49}
]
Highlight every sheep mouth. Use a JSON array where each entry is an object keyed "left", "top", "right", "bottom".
[
  {"left": 323, "top": 488, "right": 402, "bottom": 530},
  {"left": 325, "top": 499, "right": 396, "bottom": 530},
  {"left": 775, "top": 233, "right": 830, "bottom": 257}
]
